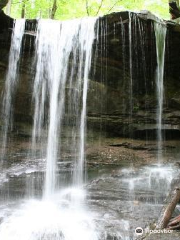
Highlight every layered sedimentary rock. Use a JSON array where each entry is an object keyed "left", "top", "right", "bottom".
[
  {"left": 89, "top": 11, "right": 180, "bottom": 139},
  {"left": 1, "top": 10, "right": 180, "bottom": 139}
]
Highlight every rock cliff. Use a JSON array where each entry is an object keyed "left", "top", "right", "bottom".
[{"left": 1, "top": 10, "right": 180, "bottom": 140}]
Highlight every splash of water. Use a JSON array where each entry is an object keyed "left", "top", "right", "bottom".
[
  {"left": 154, "top": 22, "right": 167, "bottom": 163},
  {"left": 1, "top": 19, "right": 25, "bottom": 161},
  {"left": 0, "top": 199, "right": 99, "bottom": 240}
]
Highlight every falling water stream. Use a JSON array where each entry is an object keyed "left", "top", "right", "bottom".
[
  {"left": 154, "top": 22, "right": 167, "bottom": 163},
  {"left": 0, "top": 19, "right": 25, "bottom": 160},
  {"left": 32, "top": 18, "right": 96, "bottom": 198},
  {"left": 128, "top": 12, "right": 133, "bottom": 127}
]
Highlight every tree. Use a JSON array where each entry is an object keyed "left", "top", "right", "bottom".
[
  {"left": 85, "top": 0, "right": 105, "bottom": 16},
  {"left": 21, "top": 0, "right": 26, "bottom": 18},
  {"left": 3, "top": 0, "right": 170, "bottom": 20},
  {"left": 51, "top": 0, "right": 57, "bottom": 19},
  {"left": 85, "top": 0, "right": 122, "bottom": 16}
]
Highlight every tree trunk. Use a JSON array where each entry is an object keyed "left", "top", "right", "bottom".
[
  {"left": 51, "top": 0, "right": 57, "bottom": 19},
  {"left": 157, "top": 188, "right": 180, "bottom": 229},
  {"left": 95, "top": 0, "right": 104, "bottom": 16},
  {"left": 86, "top": 0, "right": 89, "bottom": 16},
  {"left": 21, "top": 0, "right": 26, "bottom": 19}
]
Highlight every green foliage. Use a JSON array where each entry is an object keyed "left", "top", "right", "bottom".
[{"left": 4, "top": 0, "right": 170, "bottom": 20}]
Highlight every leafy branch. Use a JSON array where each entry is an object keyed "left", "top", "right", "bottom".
[
  {"left": 107, "top": 0, "right": 122, "bottom": 13},
  {"left": 95, "top": 0, "right": 104, "bottom": 16}
]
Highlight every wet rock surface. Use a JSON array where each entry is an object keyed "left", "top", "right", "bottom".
[
  {"left": 1, "top": 134, "right": 180, "bottom": 239},
  {"left": 142, "top": 232, "right": 180, "bottom": 240}
]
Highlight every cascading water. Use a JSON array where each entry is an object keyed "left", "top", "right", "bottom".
[
  {"left": 120, "top": 17, "right": 126, "bottom": 82},
  {"left": 128, "top": 12, "right": 133, "bottom": 125},
  {"left": 32, "top": 18, "right": 96, "bottom": 198},
  {"left": 154, "top": 22, "right": 167, "bottom": 163},
  {"left": 0, "top": 19, "right": 25, "bottom": 160},
  {"left": 0, "top": 18, "right": 99, "bottom": 240}
]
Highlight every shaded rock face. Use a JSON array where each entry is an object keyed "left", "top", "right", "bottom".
[
  {"left": 87, "top": 12, "right": 157, "bottom": 139},
  {"left": 0, "top": 9, "right": 13, "bottom": 33},
  {"left": 1, "top": 11, "right": 180, "bottom": 140},
  {"left": 88, "top": 12, "right": 180, "bottom": 140},
  {"left": 0, "top": 15, "right": 36, "bottom": 129}
]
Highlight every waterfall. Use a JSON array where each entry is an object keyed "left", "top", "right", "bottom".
[
  {"left": 154, "top": 22, "right": 167, "bottom": 163},
  {"left": 0, "top": 16, "right": 99, "bottom": 240},
  {"left": 0, "top": 12, "right": 174, "bottom": 240},
  {"left": 1, "top": 19, "right": 25, "bottom": 161},
  {"left": 32, "top": 18, "right": 96, "bottom": 198},
  {"left": 129, "top": 12, "right": 133, "bottom": 124},
  {"left": 120, "top": 17, "right": 126, "bottom": 83}
]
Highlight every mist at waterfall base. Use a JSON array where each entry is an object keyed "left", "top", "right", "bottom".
[{"left": 0, "top": 14, "right": 180, "bottom": 240}]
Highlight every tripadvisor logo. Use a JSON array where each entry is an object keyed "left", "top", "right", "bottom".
[
  {"left": 135, "top": 227, "right": 173, "bottom": 236},
  {"left": 135, "top": 227, "right": 143, "bottom": 236}
]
